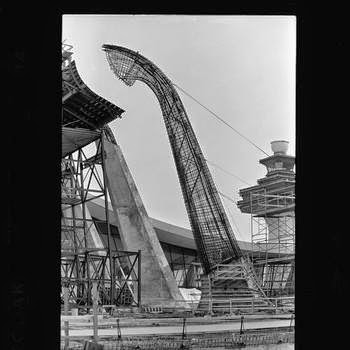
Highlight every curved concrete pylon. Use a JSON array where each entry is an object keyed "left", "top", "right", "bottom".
[{"left": 102, "top": 44, "right": 242, "bottom": 274}]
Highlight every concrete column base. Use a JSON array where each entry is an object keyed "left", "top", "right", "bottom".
[{"left": 103, "top": 128, "right": 189, "bottom": 309}]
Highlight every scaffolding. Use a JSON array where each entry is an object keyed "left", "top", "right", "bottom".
[
  {"left": 61, "top": 128, "right": 141, "bottom": 310},
  {"left": 61, "top": 248, "right": 141, "bottom": 308},
  {"left": 249, "top": 189, "right": 295, "bottom": 297}
]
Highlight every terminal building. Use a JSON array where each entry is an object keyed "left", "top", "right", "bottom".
[{"left": 85, "top": 197, "right": 285, "bottom": 290}]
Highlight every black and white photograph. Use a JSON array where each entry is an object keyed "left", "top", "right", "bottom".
[{"left": 61, "top": 14, "right": 295, "bottom": 349}]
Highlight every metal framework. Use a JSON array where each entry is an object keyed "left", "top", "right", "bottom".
[
  {"left": 61, "top": 248, "right": 141, "bottom": 308},
  {"left": 61, "top": 129, "right": 141, "bottom": 308},
  {"left": 61, "top": 43, "right": 143, "bottom": 311},
  {"left": 249, "top": 189, "right": 295, "bottom": 297},
  {"left": 102, "top": 44, "right": 242, "bottom": 274},
  {"left": 61, "top": 131, "right": 106, "bottom": 253}
]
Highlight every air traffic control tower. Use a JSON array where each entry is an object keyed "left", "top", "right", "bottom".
[{"left": 237, "top": 141, "right": 295, "bottom": 296}]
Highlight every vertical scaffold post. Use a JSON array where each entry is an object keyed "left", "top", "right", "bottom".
[
  {"left": 100, "top": 130, "right": 115, "bottom": 305},
  {"left": 92, "top": 281, "right": 99, "bottom": 343},
  {"left": 290, "top": 313, "right": 294, "bottom": 331},
  {"left": 180, "top": 317, "right": 187, "bottom": 349},
  {"left": 182, "top": 317, "right": 187, "bottom": 339},
  {"left": 63, "top": 286, "right": 69, "bottom": 350},
  {"left": 137, "top": 250, "right": 141, "bottom": 309},
  {"left": 208, "top": 274, "right": 213, "bottom": 315},
  {"left": 240, "top": 315, "right": 245, "bottom": 335},
  {"left": 63, "top": 285, "right": 69, "bottom": 315},
  {"left": 275, "top": 298, "right": 278, "bottom": 314},
  {"left": 79, "top": 149, "right": 88, "bottom": 249},
  {"left": 117, "top": 319, "right": 122, "bottom": 340}
]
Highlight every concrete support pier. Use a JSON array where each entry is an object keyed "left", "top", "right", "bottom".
[{"left": 102, "top": 127, "right": 188, "bottom": 308}]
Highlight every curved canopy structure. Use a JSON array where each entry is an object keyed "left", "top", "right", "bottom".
[
  {"left": 62, "top": 59, "right": 124, "bottom": 130},
  {"left": 102, "top": 44, "right": 242, "bottom": 273}
]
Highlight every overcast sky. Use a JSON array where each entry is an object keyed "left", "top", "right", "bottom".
[{"left": 62, "top": 15, "right": 296, "bottom": 241}]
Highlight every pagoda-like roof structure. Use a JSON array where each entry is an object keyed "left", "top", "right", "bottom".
[
  {"left": 62, "top": 44, "right": 125, "bottom": 157},
  {"left": 62, "top": 51, "right": 124, "bottom": 130}
]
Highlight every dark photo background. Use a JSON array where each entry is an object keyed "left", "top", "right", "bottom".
[{"left": 3, "top": 3, "right": 347, "bottom": 350}]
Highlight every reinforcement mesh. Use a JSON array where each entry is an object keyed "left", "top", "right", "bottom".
[{"left": 102, "top": 44, "right": 242, "bottom": 273}]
